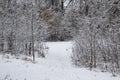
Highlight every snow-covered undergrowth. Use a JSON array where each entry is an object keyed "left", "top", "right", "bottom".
[{"left": 0, "top": 42, "right": 119, "bottom": 80}]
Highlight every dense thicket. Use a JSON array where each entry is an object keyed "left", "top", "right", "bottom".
[{"left": 72, "top": 0, "right": 120, "bottom": 75}]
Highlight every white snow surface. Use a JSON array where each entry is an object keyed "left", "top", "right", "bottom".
[{"left": 0, "top": 42, "right": 120, "bottom": 80}]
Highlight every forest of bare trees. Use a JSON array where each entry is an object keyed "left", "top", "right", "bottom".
[
  {"left": 0, "top": 0, "right": 49, "bottom": 62},
  {"left": 0, "top": 0, "right": 68, "bottom": 62},
  {"left": 0, "top": 0, "right": 120, "bottom": 76}
]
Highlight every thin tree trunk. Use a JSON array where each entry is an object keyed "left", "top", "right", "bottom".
[
  {"left": 90, "top": 33, "right": 93, "bottom": 69},
  {"left": 31, "top": 11, "right": 35, "bottom": 62},
  {"left": 93, "top": 27, "right": 96, "bottom": 68}
]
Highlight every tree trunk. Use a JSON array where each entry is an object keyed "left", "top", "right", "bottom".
[{"left": 31, "top": 11, "right": 35, "bottom": 62}]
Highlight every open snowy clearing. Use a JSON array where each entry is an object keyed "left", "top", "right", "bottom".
[{"left": 0, "top": 42, "right": 119, "bottom": 80}]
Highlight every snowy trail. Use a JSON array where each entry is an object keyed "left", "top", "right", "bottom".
[{"left": 0, "top": 42, "right": 119, "bottom": 80}]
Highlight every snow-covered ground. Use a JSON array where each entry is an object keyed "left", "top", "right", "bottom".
[{"left": 0, "top": 42, "right": 119, "bottom": 80}]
